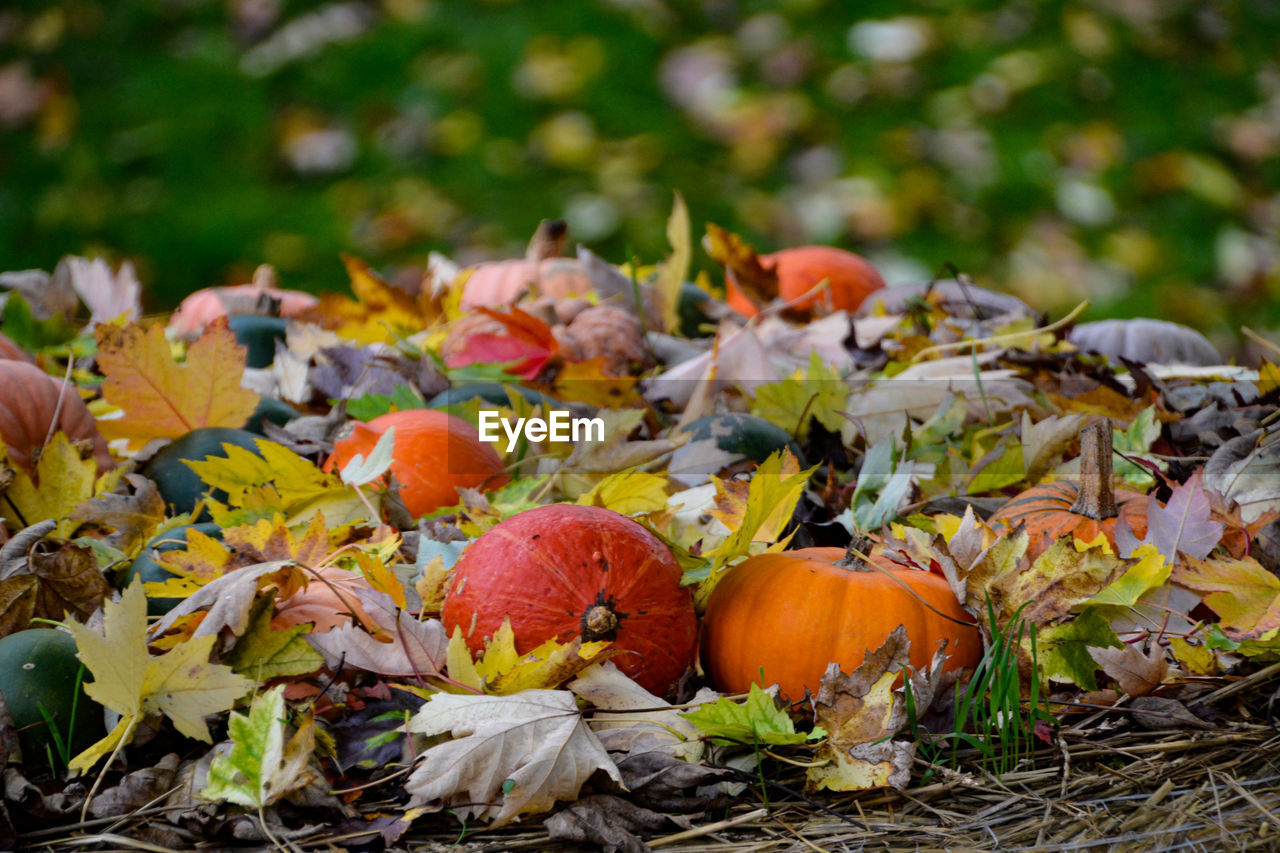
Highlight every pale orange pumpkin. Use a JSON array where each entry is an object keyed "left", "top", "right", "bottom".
[
  {"left": 0, "top": 360, "right": 113, "bottom": 475},
  {"left": 168, "top": 265, "right": 318, "bottom": 336}
]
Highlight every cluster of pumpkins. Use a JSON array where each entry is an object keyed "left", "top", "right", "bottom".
[{"left": 0, "top": 234, "right": 1214, "bottom": 768}]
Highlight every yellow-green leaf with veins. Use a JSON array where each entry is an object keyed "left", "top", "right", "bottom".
[
  {"left": 751, "top": 350, "right": 848, "bottom": 439},
  {"left": 577, "top": 469, "right": 669, "bottom": 515},
  {"left": 4, "top": 433, "right": 98, "bottom": 537},
  {"left": 224, "top": 592, "right": 324, "bottom": 681},
  {"left": 462, "top": 618, "right": 616, "bottom": 694},
  {"left": 698, "top": 450, "right": 815, "bottom": 603},
  {"left": 203, "top": 684, "right": 317, "bottom": 808},
  {"left": 96, "top": 322, "right": 259, "bottom": 445},
  {"left": 184, "top": 440, "right": 340, "bottom": 511},
  {"left": 1084, "top": 543, "right": 1171, "bottom": 609},
  {"left": 655, "top": 191, "right": 690, "bottom": 333},
  {"left": 64, "top": 581, "right": 254, "bottom": 774},
  {"left": 684, "top": 683, "right": 820, "bottom": 746}
]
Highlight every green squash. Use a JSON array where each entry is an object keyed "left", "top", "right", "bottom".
[
  {"left": 0, "top": 629, "right": 104, "bottom": 769},
  {"left": 227, "top": 314, "right": 289, "bottom": 368},
  {"left": 123, "top": 522, "right": 224, "bottom": 616},
  {"left": 141, "top": 427, "right": 266, "bottom": 516},
  {"left": 677, "top": 281, "right": 717, "bottom": 337},
  {"left": 674, "top": 413, "right": 804, "bottom": 466},
  {"left": 242, "top": 396, "right": 299, "bottom": 435}
]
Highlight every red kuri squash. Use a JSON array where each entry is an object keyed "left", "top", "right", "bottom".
[{"left": 441, "top": 504, "right": 697, "bottom": 696}]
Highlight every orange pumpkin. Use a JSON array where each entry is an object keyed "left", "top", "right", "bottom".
[
  {"left": 701, "top": 546, "right": 982, "bottom": 701},
  {"left": 0, "top": 360, "right": 114, "bottom": 476},
  {"left": 726, "top": 245, "right": 886, "bottom": 318},
  {"left": 326, "top": 409, "right": 508, "bottom": 518},
  {"left": 987, "top": 420, "right": 1150, "bottom": 558}
]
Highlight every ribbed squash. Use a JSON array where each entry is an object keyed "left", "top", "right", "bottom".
[
  {"left": 327, "top": 409, "right": 508, "bottom": 518},
  {"left": 0, "top": 360, "right": 114, "bottom": 475},
  {"left": 701, "top": 546, "right": 982, "bottom": 701},
  {"left": 988, "top": 420, "right": 1150, "bottom": 558}
]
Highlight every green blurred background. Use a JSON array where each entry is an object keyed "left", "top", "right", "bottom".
[{"left": 2, "top": 0, "right": 1279, "bottom": 342}]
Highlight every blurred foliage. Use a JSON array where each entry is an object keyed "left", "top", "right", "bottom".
[{"left": 2, "top": 0, "right": 1279, "bottom": 341}]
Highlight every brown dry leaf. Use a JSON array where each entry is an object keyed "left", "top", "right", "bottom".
[
  {"left": 307, "top": 590, "right": 448, "bottom": 677},
  {"left": 272, "top": 564, "right": 378, "bottom": 633},
  {"left": 703, "top": 222, "right": 777, "bottom": 311},
  {"left": 149, "top": 560, "right": 292, "bottom": 640},
  {"left": 1089, "top": 642, "right": 1170, "bottom": 697},
  {"left": 0, "top": 541, "right": 111, "bottom": 637},
  {"left": 807, "top": 626, "right": 914, "bottom": 793},
  {"left": 96, "top": 321, "right": 260, "bottom": 444},
  {"left": 69, "top": 473, "right": 167, "bottom": 557}
]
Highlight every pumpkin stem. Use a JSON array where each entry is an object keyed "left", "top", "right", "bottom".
[
  {"left": 527, "top": 219, "right": 568, "bottom": 261},
  {"left": 836, "top": 533, "right": 877, "bottom": 572},
  {"left": 582, "top": 592, "right": 624, "bottom": 641},
  {"left": 1069, "top": 420, "right": 1118, "bottom": 520}
]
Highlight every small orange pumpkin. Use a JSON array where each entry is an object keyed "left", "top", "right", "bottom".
[
  {"left": 326, "top": 409, "right": 508, "bottom": 518},
  {"left": 0, "top": 360, "right": 114, "bottom": 476},
  {"left": 988, "top": 420, "right": 1150, "bottom": 558},
  {"left": 726, "top": 245, "right": 886, "bottom": 318},
  {"left": 701, "top": 545, "right": 982, "bottom": 701}
]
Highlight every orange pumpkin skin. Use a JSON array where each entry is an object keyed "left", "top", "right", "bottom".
[
  {"left": 726, "top": 246, "right": 886, "bottom": 317},
  {"left": 327, "top": 410, "right": 508, "bottom": 518},
  {"left": 987, "top": 480, "right": 1149, "bottom": 558},
  {"left": 442, "top": 505, "right": 697, "bottom": 695},
  {"left": 0, "top": 360, "right": 114, "bottom": 475},
  {"left": 701, "top": 547, "right": 982, "bottom": 702},
  {"left": 459, "top": 258, "right": 592, "bottom": 310},
  {"left": 168, "top": 284, "right": 318, "bottom": 336}
]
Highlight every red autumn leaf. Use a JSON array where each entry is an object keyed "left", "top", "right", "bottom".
[{"left": 444, "top": 306, "right": 561, "bottom": 379}]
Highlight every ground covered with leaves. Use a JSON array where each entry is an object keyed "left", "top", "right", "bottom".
[{"left": 1, "top": 221, "right": 1279, "bottom": 851}]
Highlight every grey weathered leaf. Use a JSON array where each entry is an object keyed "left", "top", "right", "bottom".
[{"left": 1141, "top": 470, "right": 1224, "bottom": 561}]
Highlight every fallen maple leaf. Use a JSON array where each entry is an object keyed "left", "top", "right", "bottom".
[
  {"left": 444, "top": 306, "right": 561, "bottom": 379},
  {"left": 68, "top": 473, "right": 167, "bottom": 557},
  {"left": 807, "top": 626, "right": 914, "bottom": 793},
  {"left": 203, "top": 684, "right": 318, "bottom": 808},
  {"left": 307, "top": 590, "right": 448, "bottom": 678},
  {"left": 1138, "top": 470, "right": 1224, "bottom": 561},
  {"left": 96, "top": 321, "right": 260, "bottom": 444},
  {"left": 3, "top": 432, "right": 98, "bottom": 538},
  {"left": 66, "top": 581, "right": 254, "bottom": 774},
  {"left": 0, "top": 540, "right": 112, "bottom": 637},
  {"left": 1172, "top": 555, "right": 1280, "bottom": 639},
  {"left": 1089, "top": 642, "right": 1169, "bottom": 697},
  {"left": 405, "top": 690, "right": 623, "bottom": 826}
]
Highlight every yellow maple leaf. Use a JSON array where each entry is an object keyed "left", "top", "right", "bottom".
[
  {"left": 4, "top": 432, "right": 98, "bottom": 537},
  {"left": 577, "top": 469, "right": 669, "bottom": 515},
  {"left": 96, "top": 322, "right": 260, "bottom": 445},
  {"left": 1258, "top": 358, "right": 1280, "bottom": 396},
  {"left": 548, "top": 358, "right": 643, "bottom": 408},
  {"left": 453, "top": 618, "right": 615, "bottom": 694},
  {"left": 65, "top": 581, "right": 254, "bottom": 774},
  {"left": 309, "top": 255, "right": 435, "bottom": 344},
  {"left": 221, "top": 513, "right": 333, "bottom": 567}
]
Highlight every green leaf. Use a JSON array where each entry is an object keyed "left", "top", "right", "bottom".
[
  {"left": 684, "top": 683, "right": 822, "bottom": 746},
  {"left": 203, "top": 684, "right": 317, "bottom": 809},
  {"left": 751, "top": 350, "right": 848, "bottom": 439},
  {"left": 1034, "top": 608, "right": 1122, "bottom": 690},
  {"left": 1084, "top": 543, "right": 1170, "bottom": 609},
  {"left": 339, "top": 425, "right": 396, "bottom": 486},
  {"left": 224, "top": 593, "right": 324, "bottom": 681},
  {"left": 1113, "top": 406, "right": 1162, "bottom": 489},
  {"left": 344, "top": 386, "right": 426, "bottom": 421}
]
